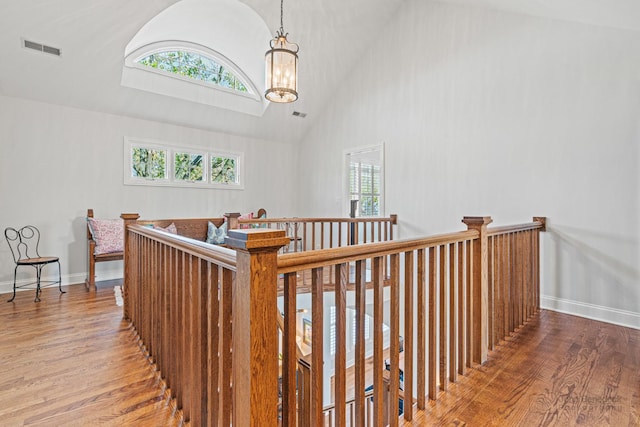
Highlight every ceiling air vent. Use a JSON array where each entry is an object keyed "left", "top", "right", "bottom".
[
  {"left": 23, "top": 39, "right": 61, "bottom": 56},
  {"left": 292, "top": 111, "right": 307, "bottom": 118}
]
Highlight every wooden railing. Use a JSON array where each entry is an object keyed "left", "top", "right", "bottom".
[
  {"left": 121, "top": 214, "right": 545, "bottom": 426},
  {"left": 121, "top": 215, "right": 243, "bottom": 425},
  {"left": 235, "top": 214, "right": 398, "bottom": 252},
  {"left": 487, "top": 218, "right": 546, "bottom": 351}
]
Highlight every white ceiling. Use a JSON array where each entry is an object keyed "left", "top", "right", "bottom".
[{"left": 0, "top": 0, "right": 637, "bottom": 144}]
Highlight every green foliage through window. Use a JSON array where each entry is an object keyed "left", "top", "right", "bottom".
[
  {"left": 175, "top": 153, "right": 204, "bottom": 182},
  {"left": 125, "top": 138, "right": 243, "bottom": 189},
  {"left": 138, "top": 51, "right": 248, "bottom": 93},
  {"left": 132, "top": 147, "right": 166, "bottom": 179},
  {"left": 211, "top": 156, "right": 236, "bottom": 184}
]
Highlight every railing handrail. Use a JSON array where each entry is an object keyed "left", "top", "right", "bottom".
[
  {"left": 488, "top": 219, "right": 545, "bottom": 237},
  {"left": 277, "top": 229, "right": 479, "bottom": 273},
  {"left": 127, "top": 223, "right": 238, "bottom": 270}
]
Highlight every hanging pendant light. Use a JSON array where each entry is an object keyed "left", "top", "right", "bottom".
[{"left": 265, "top": 0, "right": 298, "bottom": 103}]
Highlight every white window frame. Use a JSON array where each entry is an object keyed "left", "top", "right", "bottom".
[
  {"left": 344, "top": 144, "right": 385, "bottom": 217},
  {"left": 124, "top": 137, "right": 244, "bottom": 190}
]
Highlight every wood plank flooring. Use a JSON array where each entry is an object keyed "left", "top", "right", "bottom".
[
  {"left": 404, "top": 309, "right": 639, "bottom": 426},
  {"left": 0, "top": 283, "right": 637, "bottom": 426},
  {"left": 0, "top": 282, "right": 184, "bottom": 427}
]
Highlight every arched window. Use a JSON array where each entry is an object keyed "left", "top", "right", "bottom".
[{"left": 136, "top": 50, "right": 249, "bottom": 94}]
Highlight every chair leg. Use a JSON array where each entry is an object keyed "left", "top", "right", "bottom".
[
  {"left": 34, "top": 265, "right": 42, "bottom": 302},
  {"left": 57, "top": 261, "right": 65, "bottom": 295},
  {"left": 7, "top": 266, "right": 18, "bottom": 302}
]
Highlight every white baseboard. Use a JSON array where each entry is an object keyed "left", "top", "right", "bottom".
[
  {"left": 0, "top": 271, "right": 123, "bottom": 296},
  {"left": 541, "top": 295, "right": 640, "bottom": 330}
]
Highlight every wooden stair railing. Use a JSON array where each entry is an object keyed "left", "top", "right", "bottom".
[
  {"left": 239, "top": 214, "right": 398, "bottom": 252},
  {"left": 277, "top": 216, "right": 546, "bottom": 425},
  {"left": 122, "top": 214, "right": 544, "bottom": 426}
]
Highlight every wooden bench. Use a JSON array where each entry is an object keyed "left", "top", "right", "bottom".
[
  {"left": 85, "top": 209, "right": 125, "bottom": 289},
  {"left": 85, "top": 209, "right": 264, "bottom": 289}
]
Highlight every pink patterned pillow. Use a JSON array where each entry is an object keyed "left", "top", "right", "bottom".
[
  {"left": 155, "top": 223, "right": 178, "bottom": 234},
  {"left": 239, "top": 212, "right": 253, "bottom": 229},
  {"left": 88, "top": 218, "right": 123, "bottom": 255}
]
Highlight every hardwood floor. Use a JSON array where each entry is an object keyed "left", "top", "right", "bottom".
[
  {"left": 404, "top": 310, "right": 639, "bottom": 426},
  {"left": 0, "top": 283, "right": 637, "bottom": 426},
  {"left": 0, "top": 281, "right": 184, "bottom": 427}
]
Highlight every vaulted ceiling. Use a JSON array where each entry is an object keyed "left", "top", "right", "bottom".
[{"left": 0, "top": 0, "right": 638, "bottom": 143}]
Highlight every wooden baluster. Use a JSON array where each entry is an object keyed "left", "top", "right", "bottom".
[
  {"left": 312, "top": 222, "right": 317, "bottom": 251},
  {"left": 354, "top": 260, "right": 366, "bottom": 424},
  {"left": 334, "top": 264, "right": 347, "bottom": 426},
  {"left": 458, "top": 240, "right": 467, "bottom": 375},
  {"left": 439, "top": 245, "right": 448, "bottom": 392},
  {"left": 428, "top": 247, "right": 437, "bottom": 400},
  {"left": 282, "top": 272, "right": 297, "bottom": 427},
  {"left": 417, "top": 248, "right": 426, "bottom": 409},
  {"left": 329, "top": 222, "right": 334, "bottom": 249},
  {"left": 449, "top": 243, "right": 458, "bottom": 383},
  {"left": 169, "top": 247, "right": 179, "bottom": 407},
  {"left": 487, "top": 237, "right": 496, "bottom": 350},
  {"left": 373, "top": 256, "right": 385, "bottom": 425},
  {"left": 403, "top": 251, "right": 414, "bottom": 421},
  {"left": 465, "top": 239, "right": 473, "bottom": 368},
  {"left": 515, "top": 232, "right": 521, "bottom": 329},
  {"left": 502, "top": 234, "right": 510, "bottom": 340},
  {"left": 389, "top": 254, "right": 400, "bottom": 426},
  {"left": 311, "top": 267, "right": 324, "bottom": 426},
  {"left": 509, "top": 232, "right": 516, "bottom": 335},
  {"left": 207, "top": 264, "right": 220, "bottom": 426}
]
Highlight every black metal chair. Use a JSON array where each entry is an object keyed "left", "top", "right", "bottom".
[{"left": 5, "top": 226, "right": 64, "bottom": 302}]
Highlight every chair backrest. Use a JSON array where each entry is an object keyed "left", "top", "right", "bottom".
[{"left": 5, "top": 226, "right": 41, "bottom": 263}]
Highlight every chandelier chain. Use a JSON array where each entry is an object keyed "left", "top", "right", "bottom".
[{"left": 280, "top": 0, "right": 284, "bottom": 33}]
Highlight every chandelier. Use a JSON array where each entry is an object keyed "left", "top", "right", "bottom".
[{"left": 265, "top": 0, "right": 298, "bottom": 103}]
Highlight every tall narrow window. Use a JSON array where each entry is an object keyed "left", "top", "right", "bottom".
[{"left": 346, "top": 145, "right": 384, "bottom": 217}]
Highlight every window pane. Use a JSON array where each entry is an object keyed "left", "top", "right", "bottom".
[
  {"left": 137, "top": 50, "right": 248, "bottom": 93},
  {"left": 132, "top": 147, "right": 166, "bottom": 179},
  {"left": 346, "top": 146, "right": 383, "bottom": 217},
  {"left": 175, "top": 152, "right": 204, "bottom": 181},
  {"left": 211, "top": 155, "right": 236, "bottom": 184}
]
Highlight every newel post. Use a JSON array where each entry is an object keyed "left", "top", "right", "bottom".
[
  {"left": 225, "top": 229, "right": 290, "bottom": 426},
  {"left": 120, "top": 213, "right": 140, "bottom": 321},
  {"left": 225, "top": 212, "right": 241, "bottom": 230},
  {"left": 462, "top": 216, "right": 492, "bottom": 364}
]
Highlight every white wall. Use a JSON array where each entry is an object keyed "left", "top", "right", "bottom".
[
  {"left": 298, "top": 1, "right": 640, "bottom": 327},
  {"left": 0, "top": 95, "right": 298, "bottom": 291}
]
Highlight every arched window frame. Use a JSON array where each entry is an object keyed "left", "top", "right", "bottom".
[{"left": 125, "top": 40, "right": 260, "bottom": 101}]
